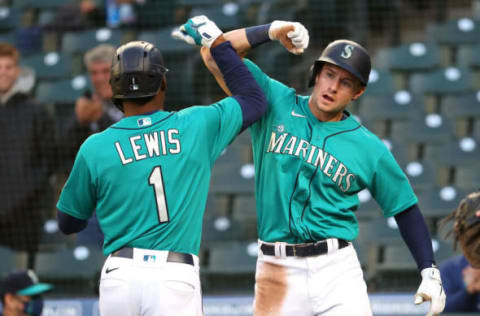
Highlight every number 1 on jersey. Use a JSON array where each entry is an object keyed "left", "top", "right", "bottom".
[{"left": 148, "top": 166, "right": 170, "bottom": 223}]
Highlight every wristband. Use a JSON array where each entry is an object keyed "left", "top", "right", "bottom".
[{"left": 245, "top": 24, "right": 271, "bottom": 48}]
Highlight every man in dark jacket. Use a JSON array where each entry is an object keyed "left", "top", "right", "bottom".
[{"left": 0, "top": 43, "right": 56, "bottom": 267}]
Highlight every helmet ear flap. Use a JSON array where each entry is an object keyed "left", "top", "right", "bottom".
[{"left": 308, "top": 61, "right": 323, "bottom": 88}]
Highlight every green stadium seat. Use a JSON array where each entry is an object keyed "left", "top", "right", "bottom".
[
  {"left": 215, "top": 142, "right": 252, "bottom": 168},
  {"left": 61, "top": 28, "right": 124, "bottom": 54},
  {"left": 390, "top": 114, "right": 454, "bottom": 145},
  {"left": 355, "top": 189, "right": 382, "bottom": 220},
  {"left": 417, "top": 186, "right": 471, "bottom": 218},
  {"left": 0, "top": 30, "right": 15, "bottom": 44},
  {"left": 250, "top": 43, "right": 294, "bottom": 86},
  {"left": 358, "top": 90, "right": 424, "bottom": 121},
  {"left": 424, "top": 138, "right": 479, "bottom": 167},
  {"left": 38, "top": 219, "right": 70, "bottom": 252},
  {"left": 13, "top": 0, "right": 67, "bottom": 9},
  {"left": 374, "top": 42, "right": 442, "bottom": 72},
  {"left": 454, "top": 165, "right": 480, "bottom": 192},
  {"left": 426, "top": 17, "right": 480, "bottom": 47},
  {"left": 138, "top": 27, "right": 197, "bottom": 55},
  {"left": 34, "top": 246, "right": 105, "bottom": 281},
  {"left": 409, "top": 67, "right": 475, "bottom": 95},
  {"left": 456, "top": 43, "right": 480, "bottom": 69},
  {"left": 362, "top": 68, "right": 396, "bottom": 96},
  {"left": 21, "top": 52, "right": 73, "bottom": 80},
  {"left": 204, "top": 241, "right": 257, "bottom": 275},
  {"left": 402, "top": 160, "right": 437, "bottom": 192},
  {"left": 210, "top": 164, "right": 255, "bottom": 195},
  {"left": 35, "top": 75, "right": 91, "bottom": 104},
  {"left": 0, "top": 247, "right": 28, "bottom": 278},
  {"left": 189, "top": 6, "right": 243, "bottom": 31},
  {"left": 201, "top": 215, "right": 245, "bottom": 248},
  {"left": 231, "top": 194, "right": 257, "bottom": 240},
  {"left": 441, "top": 92, "right": 480, "bottom": 118},
  {"left": 0, "top": 7, "right": 20, "bottom": 31}
]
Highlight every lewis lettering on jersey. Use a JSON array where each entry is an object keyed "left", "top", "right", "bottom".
[{"left": 114, "top": 129, "right": 181, "bottom": 165}]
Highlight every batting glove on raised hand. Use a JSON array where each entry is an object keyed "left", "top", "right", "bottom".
[
  {"left": 171, "top": 15, "right": 222, "bottom": 48},
  {"left": 414, "top": 267, "right": 446, "bottom": 316},
  {"left": 268, "top": 21, "right": 309, "bottom": 55}
]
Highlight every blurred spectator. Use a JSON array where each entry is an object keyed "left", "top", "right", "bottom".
[
  {"left": 108, "top": 0, "right": 178, "bottom": 29},
  {"left": 0, "top": 270, "right": 53, "bottom": 316},
  {"left": 440, "top": 255, "right": 480, "bottom": 312},
  {"left": 44, "top": 0, "right": 106, "bottom": 34},
  {"left": 58, "top": 43, "right": 122, "bottom": 248},
  {"left": 0, "top": 43, "right": 56, "bottom": 268}
]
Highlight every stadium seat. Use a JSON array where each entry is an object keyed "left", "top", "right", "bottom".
[
  {"left": 204, "top": 240, "right": 257, "bottom": 275},
  {"left": 231, "top": 194, "right": 257, "bottom": 240},
  {"left": 355, "top": 189, "right": 382, "bottom": 220},
  {"left": 0, "top": 7, "right": 20, "bottom": 31},
  {"left": 13, "top": 0, "right": 66, "bottom": 9},
  {"left": 0, "top": 247, "right": 28, "bottom": 277},
  {"left": 362, "top": 68, "right": 397, "bottom": 96},
  {"left": 34, "top": 246, "right": 105, "bottom": 281},
  {"left": 426, "top": 17, "right": 480, "bottom": 47},
  {"left": 138, "top": 27, "right": 197, "bottom": 55},
  {"left": 250, "top": 44, "right": 294, "bottom": 86},
  {"left": 21, "top": 52, "right": 73, "bottom": 81},
  {"left": 210, "top": 164, "right": 255, "bottom": 195},
  {"left": 409, "top": 66, "right": 475, "bottom": 95},
  {"left": 454, "top": 165, "right": 480, "bottom": 192},
  {"left": 457, "top": 43, "right": 480, "bottom": 69},
  {"left": 441, "top": 92, "right": 480, "bottom": 137},
  {"left": 423, "top": 138, "right": 479, "bottom": 167},
  {"left": 374, "top": 42, "right": 442, "bottom": 72},
  {"left": 390, "top": 114, "right": 454, "bottom": 145},
  {"left": 202, "top": 214, "right": 245, "bottom": 248},
  {"left": 358, "top": 90, "right": 424, "bottom": 122},
  {"left": 38, "top": 219, "right": 70, "bottom": 252},
  {"left": 417, "top": 186, "right": 471, "bottom": 218},
  {"left": 61, "top": 28, "right": 124, "bottom": 54},
  {"left": 189, "top": 5, "right": 243, "bottom": 31},
  {"left": 35, "top": 75, "right": 91, "bottom": 104},
  {"left": 402, "top": 160, "right": 437, "bottom": 192}
]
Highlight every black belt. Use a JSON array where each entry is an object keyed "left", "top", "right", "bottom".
[
  {"left": 260, "top": 239, "right": 349, "bottom": 257},
  {"left": 111, "top": 247, "right": 194, "bottom": 266}
]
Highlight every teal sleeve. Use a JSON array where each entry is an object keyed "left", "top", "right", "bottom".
[
  {"left": 192, "top": 97, "right": 243, "bottom": 162},
  {"left": 243, "top": 58, "right": 296, "bottom": 135},
  {"left": 56, "top": 151, "right": 96, "bottom": 220},
  {"left": 370, "top": 150, "right": 418, "bottom": 217}
]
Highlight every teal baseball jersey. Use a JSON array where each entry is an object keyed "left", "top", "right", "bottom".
[
  {"left": 57, "top": 99, "right": 243, "bottom": 256},
  {"left": 244, "top": 59, "right": 418, "bottom": 244}
]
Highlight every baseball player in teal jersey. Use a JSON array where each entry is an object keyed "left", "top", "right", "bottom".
[
  {"left": 55, "top": 16, "right": 268, "bottom": 316},
  {"left": 174, "top": 17, "right": 446, "bottom": 316}
]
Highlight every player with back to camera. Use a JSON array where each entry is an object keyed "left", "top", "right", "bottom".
[
  {"left": 173, "top": 16, "right": 446, "bottom": 316},
  {"left": 55, "top": 16, "right": 274, "bottom": 316}
]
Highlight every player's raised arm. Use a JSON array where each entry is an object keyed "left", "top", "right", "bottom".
[
  {"left": 172, "top": 18, "right": 309, "bottom": 96},
  {"left": 173, "top": 16, "right": 267, "bottom": 130}
]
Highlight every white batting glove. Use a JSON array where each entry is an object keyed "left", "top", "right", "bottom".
[
  {"left": 171, "top": 15, "right": 223, "bottom": 48},
  {"left": 414, "top": 267, "right": 446, "bottom": 316},
  {"left": 268, "top": 21, "right": 309, "bottom": 55}
]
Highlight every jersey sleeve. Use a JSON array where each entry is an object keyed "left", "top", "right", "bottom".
[
  {"left": 243, "top": 58, "right": 296, "bottom": 136},
  {"left": 369, "top": 150, "right": 418, "bottom": 217},
  {"left": 56, "top": 150, "right": 96, "bottom": 220}
]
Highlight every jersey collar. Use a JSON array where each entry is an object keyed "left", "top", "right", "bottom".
[
  {"left": 111, "top": 110, "right": 174, "bottom": 130},
  {"left": 299, "top": 95, "right": 360, "bottom": 130}
]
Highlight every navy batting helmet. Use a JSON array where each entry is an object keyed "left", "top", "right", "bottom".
[
  {"left": 110, "top": 41, "right": 168, "bottom": 106},
  {"left": 308, "top": 39, "right": 371, "bottom": 87}
]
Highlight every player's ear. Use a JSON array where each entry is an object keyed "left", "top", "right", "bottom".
[
  {"left": 352, "top": 85, "right": 366, "bottom": 101},
  {"left": 160, "top": 77, "right": 167, "bottom": 92}
]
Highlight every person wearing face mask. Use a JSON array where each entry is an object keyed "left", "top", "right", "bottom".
[{"left": 0, "top": 270, "right": 53, "bottom": 316}]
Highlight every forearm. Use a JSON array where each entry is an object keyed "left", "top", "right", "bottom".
[
  {"left": 57, "top": 209, "right": 88, "bottom": 234},
  {"left": 210, "top": 41, "right": 267, "bottom": 129},
  {"left": 223, "top": 24, "right": 272, "bottom": 56},
  {"left": 394, "top": 204, "right": 435, "bottom": 270}
]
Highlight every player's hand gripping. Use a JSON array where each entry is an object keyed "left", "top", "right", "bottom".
[
  {"left": 414, "top": 267, "right": 446, "bottom": 316},
  {"left": 268, "top": 20, "right": 309, "bottom": 55},
  {"left": 171, "top": 15, "right": 223, "bottom": 48}
]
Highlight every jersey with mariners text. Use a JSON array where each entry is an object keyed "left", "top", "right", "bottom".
[
  {"left": 244, "top": 59, "right": 418, "bottom": 244},
  {"left": 57, "top": 99, "right": 242, "bottom": 256}
]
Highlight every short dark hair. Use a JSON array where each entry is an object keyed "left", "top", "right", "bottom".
[{"left": 0, "top": 42, "right": 19, "bottom": 65}]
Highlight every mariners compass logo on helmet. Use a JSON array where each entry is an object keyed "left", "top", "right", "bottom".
[{"left": 340, "top": 44, "right": 355, "bottom": 59}]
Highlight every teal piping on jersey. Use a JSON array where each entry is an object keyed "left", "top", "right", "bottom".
[{"left": 288, "top": 97, "right": 362, "bottom": 242}]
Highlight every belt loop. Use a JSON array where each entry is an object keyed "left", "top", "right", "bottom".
[
  {"left": 327, "top": 238, "right": 339, "bottom": 252},
  {"left": 274, "top": 242, "right": 287, "bottom": 258}
]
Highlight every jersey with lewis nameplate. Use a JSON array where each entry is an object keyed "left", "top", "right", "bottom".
[
  {"left": 57, "top": 99, "right": 243, "bottom": 256},
  {"left": 245, "top": 59, "right": 417, "bottom": 244}
]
